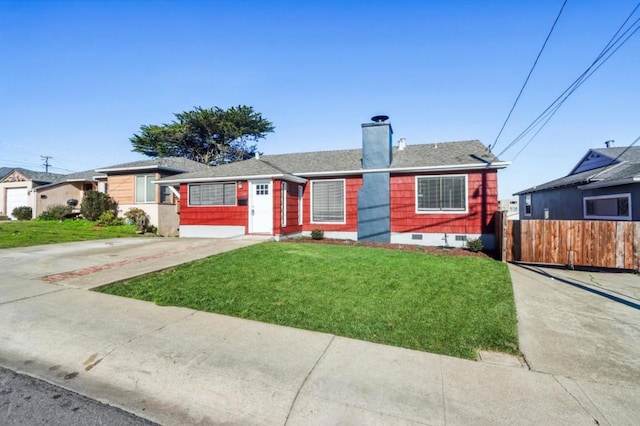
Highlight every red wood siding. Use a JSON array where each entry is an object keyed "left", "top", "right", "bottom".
[
  {"left": 180, "top": 181, "right": 249, "bottom": 226},
  {"left": 390, "top": 170, "right": 498, "bottom": 234},
  {"left": 179, "top": 170, "right": 498, "bottom": 237}
]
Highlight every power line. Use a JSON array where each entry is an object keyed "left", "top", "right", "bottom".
[
  {"left": 497, "top": 1, "right": 640, "bottom": 160},
  {"left": 511, "top": 20, "right": 640, "bottom": 162},
  {"left": 491, "top": 0, "right": 568, "bottom": 154}
]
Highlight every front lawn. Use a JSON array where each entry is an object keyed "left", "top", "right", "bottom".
[
  {"left": 0, "top": 219, "right": 139, "bottom": 249},
  {"left": 97, "top": 242, "right": 519, "bottom": 359}
]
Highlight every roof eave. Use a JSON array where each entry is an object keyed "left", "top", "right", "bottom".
[
  {"left": 297, "top": 161, "right": 511, "bottom": 177},
  {"left": 578, "top": 177, "right": 640, "bottom": 190},
  {"left": 155, "top": 173, "right": 308, "bottom": 185},
  {"left": 95, "top": 165, "right": 186, "bottom": 173}
]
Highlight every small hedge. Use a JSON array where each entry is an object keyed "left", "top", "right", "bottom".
[
  {"left": 11, "top": 206, "right": 32, "bottom": 221},
  {"left": 39, "top": 204, "right": 72, "bottom": 220}
]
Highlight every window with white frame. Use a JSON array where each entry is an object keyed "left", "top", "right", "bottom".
[
  {"left": 298, "top": 185, "right": 304, "bottom": 225},
  {"left": 583, "top": 193, "right": 631, "bottom": 220},
  {"left": 311, "top": 179, "right": 345, "bottom": 223},
  {"left": 281, "top": 182, "right": 287, "bottom": 227},
  {"left": 188, "top": 183, "right": 236, "bottom": 206},
  {"left": 135, "top": 175, "right": 156, "bottom": 203},
  {"left": 524, "top": 194, "right": 532, "bottom": 216},
  {"left": 416, "top": 175, "right": 467, "bottom": 212}
]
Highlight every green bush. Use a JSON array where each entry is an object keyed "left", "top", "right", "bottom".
[
  {"left": 80, "top": 191, "right": 116, "bottom": 221},
  {"left": 12, "top": 206, "right": 32, "bottom": 221},
  {"left": 98, "top": 210, "right": 124, "bottom": 226},
  {"left": 311, "top": 228, "right": 324, "bottom": 240},
  {"left": 124, "top": 208, "right": 149, "bottom": 232},
  {"left": 39, "top": 204, "right": 72, "bottom": 220},
  {"left": 466, "top": 237, "right": 484, "bottom": 253}
]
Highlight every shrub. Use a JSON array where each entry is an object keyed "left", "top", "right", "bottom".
[
  {"left": 124, "top": 208, "right": 149, "bottom": 232},
  {"left": 466, "top": 237, "right": 484, "bottom": 253},
  {"left": 39, "top": 204, "right": 72, "bottom": 221},
  {"left": 80, "top": 190, "right": 116, "bottom": 221},
  {"left": 12, "top": 206, "right": 32, "bottom": 221},
  {"left": 98, "top": 210, "right": 124, "bottom": 226},
  {"left": 311, "top": 228, "right": 324, "bottom": 240}
]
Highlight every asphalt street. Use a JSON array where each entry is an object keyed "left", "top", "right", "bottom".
[{"left": 0, "top": 366, "right": 156, "bottom": 425}]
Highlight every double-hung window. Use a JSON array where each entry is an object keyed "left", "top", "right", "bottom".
[
  {"left": 136, "top": 175, "right": 156, "bottom": 203},
  {"left": 416, "top": 175, "right": 467, "bottom": 213},
  {"left": 188, "top": 183, "right": 236, "bottom": 206},
  {"left": 524, "top": 194, "right": 532, "bottom": 216},
  {"left": 583, "top": 194, "right": 631, "bottom": 220},
  {"left": 311, "top": 179, "right": 345, "bottom": 223}
]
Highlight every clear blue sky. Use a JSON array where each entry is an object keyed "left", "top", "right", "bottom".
[{"left": 1, "top": 0, "right": 638, "bottom": 199}]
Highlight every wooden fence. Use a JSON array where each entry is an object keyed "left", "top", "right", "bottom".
[{"left": 495, "top": 212, "right": 640, "bottom": 270}]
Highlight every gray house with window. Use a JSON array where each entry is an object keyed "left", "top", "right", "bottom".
[{"left": 515, "top": 145, "right": 640, "bottom": 221}]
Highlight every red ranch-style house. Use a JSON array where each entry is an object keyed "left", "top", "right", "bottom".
[{"left": 157, "top": 117, "right": 509, "bottom": 249}]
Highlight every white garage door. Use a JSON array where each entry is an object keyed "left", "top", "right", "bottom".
[{"left": 6, "top": 187, "right": 29, "bottom": 219}]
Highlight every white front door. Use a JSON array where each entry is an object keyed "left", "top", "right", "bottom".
[
  {"left": 6, "top": 187, "right": 29, "bottom": 219},
  {"left": 249, "top": 180, "right": 273, "bottom": 234}
]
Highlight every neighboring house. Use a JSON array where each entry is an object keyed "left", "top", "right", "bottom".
[
  {"left": 33, "top": 169, "right": 107, "bottom": 217},
  {"left": 0, "top": 168, "right": 65, "bottom": 219},
  {"left": 95, "top": 157, "right": 211, "bottom": 236},
  {"left": 158, "top": 117, "right": 509, "bottom": 248},
  {"left": 515, "top": 144, "right": 640, "bottom": 221}
]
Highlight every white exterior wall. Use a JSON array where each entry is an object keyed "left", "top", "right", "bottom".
[
  {"left": 391, "top": 232, "right": 495, "bottom": 250},
  {"left": 180, "top": 225, "right": 246, "bottom": 238}
]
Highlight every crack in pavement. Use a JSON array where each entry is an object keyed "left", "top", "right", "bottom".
[{"left": 284, "top": 335, "right": 335, "bottom": 425}]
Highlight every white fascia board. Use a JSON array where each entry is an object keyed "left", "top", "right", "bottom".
[
  {"left": 155, "top": 173, "right": 307, "bottom": 185},
  {"left": 168, "top": 185, "right": 181, "bottom": 198},
  {"left": 297, "top": 161, "right": 511, "bottom": 177}
]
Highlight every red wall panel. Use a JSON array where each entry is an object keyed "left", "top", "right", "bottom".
[
  {"left": 180, "top": 182, "right": 249, "bottom": 226},
  {"left": 390, "top": 170, "right": 498, "bottom": 234}
]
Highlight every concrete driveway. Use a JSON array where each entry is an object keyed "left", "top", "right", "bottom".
[{"left": 510, "top": 263, "right": 640, "bottom": 425}]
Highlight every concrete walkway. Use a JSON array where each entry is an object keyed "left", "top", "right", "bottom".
[{"left": 0, "top": 239, "right": 638, "bottom": 425}]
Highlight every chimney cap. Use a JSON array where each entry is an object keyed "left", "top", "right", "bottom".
[
  {"left": 605, "top": 140, "right": 614, "bottom": 148},
  {"left": 371, "top": 115, "right": 389, "bottom": 123}
]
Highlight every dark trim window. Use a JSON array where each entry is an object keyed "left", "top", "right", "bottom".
[
  {"left": 281, "top": 181, "right": 287, "bottom": 227},
  {"left": 583, "top": 194, "right": 631, "bottom": 220},
  {"left": 188, "top": 183, "right": 236, "bottom": 206},
  {"left": 136, "top": 175, "right": 156, "bottom": 203},
  {"left": 311, "top": 179, "right": 345, "bottom": 223},
  {"left": 416, "top": 175, "right": 467, "bottom": 213},
  {"left": 524, "top": 194, "right": 532, "bottom": 216}
]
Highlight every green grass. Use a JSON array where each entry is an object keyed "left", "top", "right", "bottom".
[
  {"left": 97, "top": 242, "right": 519, "bottom": 360},
  {"left": 0, "top": 219, "right": 139, "bottom": 248}
]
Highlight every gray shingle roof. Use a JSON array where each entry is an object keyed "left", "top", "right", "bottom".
[
  {"left": 0, "top": 167, "right": 11, "bottom": 179},
  {"left": 157, "top": 140, "right": 501, "bottom": 183},
  {"left": 33, "top": 169, "right": 107, "bottom": 191},
  {"left": 96, "top": 157, "right": 211, "bottom": 173},
  {"left": 515, "top": 146, "right": 640, "bottom": 195},
  {"left": 0, "top": 168, "right": 65, "bottom": 183}
]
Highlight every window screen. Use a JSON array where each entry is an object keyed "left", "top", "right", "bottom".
[
  {"left": 189, "top": 183, "right": 236, "bottom": 206},
  {"left": 417, "top": 176, "right": 466, "bottom": 211},
  {"left": 311, "top": 180, "right": 345, "bottom": 222}
]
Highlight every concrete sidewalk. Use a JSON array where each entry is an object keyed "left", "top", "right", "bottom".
[{"left": 0, "top": 239, "right": 637, "bottom": 425}]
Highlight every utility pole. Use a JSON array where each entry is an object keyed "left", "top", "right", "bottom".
[{"left": 41, "top": 155, "right": 52, "bottom": 173}]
